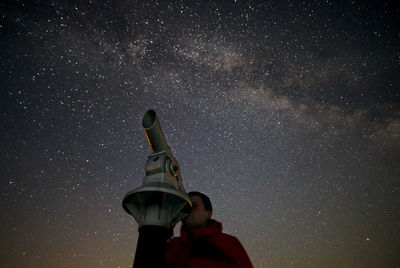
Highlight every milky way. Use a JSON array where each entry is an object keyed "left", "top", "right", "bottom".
[{"left": 1, "top": 1, "right": 399, "bottom": 267}]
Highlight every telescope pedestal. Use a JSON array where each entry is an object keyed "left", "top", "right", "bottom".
[{"left": 123, "top": 110, "right": 192, "bottom": 267}]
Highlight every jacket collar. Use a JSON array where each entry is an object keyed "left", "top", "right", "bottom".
[{"left": 180, "top": 219, "right": 223, "bottom": 243}]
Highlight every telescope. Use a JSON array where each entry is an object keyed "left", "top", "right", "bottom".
[{"left": 122, "top": 110, "right": 192, "bottom": 267}]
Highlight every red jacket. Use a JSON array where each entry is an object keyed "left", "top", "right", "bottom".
[{"left": 165, "top": 220, "right": 253, "bottom": 268}]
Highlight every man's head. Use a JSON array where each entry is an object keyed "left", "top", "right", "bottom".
[{"left": 182, "top": 191, "right": 212, "bottom": 229}]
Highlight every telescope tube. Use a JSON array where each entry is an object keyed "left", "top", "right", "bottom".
[{"left": 142, "top": 110, "right": 169, "bottom": 153}]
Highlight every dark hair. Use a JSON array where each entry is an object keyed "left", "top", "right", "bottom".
[{"left": 188, "top": 191, "right": 212, "bottom": 212}]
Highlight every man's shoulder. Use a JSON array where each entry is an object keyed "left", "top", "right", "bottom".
[
  {"left": 167, "top": 231, "right": 239, "bottom": 245},
  {"left": 209, "top": 231, "right": 241, "bottom": 244}
]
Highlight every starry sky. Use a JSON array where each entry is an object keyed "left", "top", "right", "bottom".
[{"left": 1, "top": 1, "right": 399, "bottom": 267}]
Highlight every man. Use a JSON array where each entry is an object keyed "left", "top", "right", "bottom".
[{"left": 165, "top": 191, "right": 253, "bottom": 268}]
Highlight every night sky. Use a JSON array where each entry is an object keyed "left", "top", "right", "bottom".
[{"left": 1, "top": 1, "right": 399, "bottom": 267}]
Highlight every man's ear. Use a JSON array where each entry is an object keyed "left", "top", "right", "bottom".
[{"left": 207, "top": 211, "right": 212, "bottom": 219}]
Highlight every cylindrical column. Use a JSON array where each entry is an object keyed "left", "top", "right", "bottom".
[{"left": 133, "top": 225, "right": 172, "bottom": 268}]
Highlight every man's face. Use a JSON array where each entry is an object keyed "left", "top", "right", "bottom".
[{"left": 182, "top": 195, "right": 212, "bottom": 229}]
